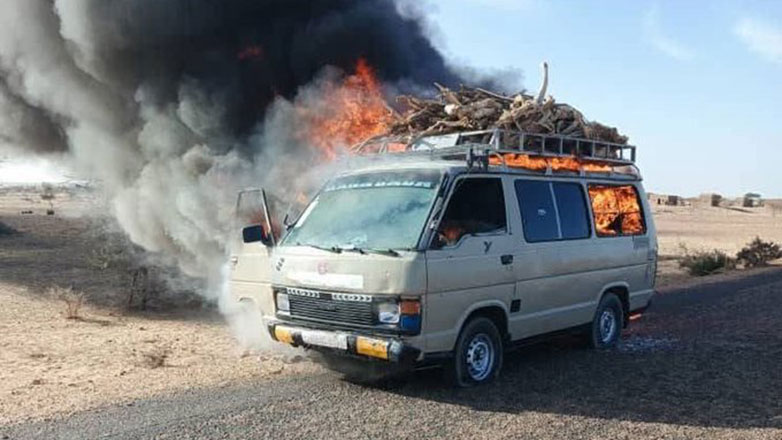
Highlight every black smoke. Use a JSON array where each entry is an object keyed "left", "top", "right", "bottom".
[
  {"left": 36, "top": 0, "right": 458, "bottom": 150},
  {"left": 0, "top": 0, "right": 474, "bottom": 300}
]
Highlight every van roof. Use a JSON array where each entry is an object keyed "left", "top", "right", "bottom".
[
  {"left": 335, "top": 157, "right": 642, "bottom": 183},
  {"left": 340, "top": 129, "right": 642, "bottom": 182}
]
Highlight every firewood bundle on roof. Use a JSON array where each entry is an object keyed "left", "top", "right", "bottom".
[{"left": 386, "top": 83, "right": 628, "bottom": 145}]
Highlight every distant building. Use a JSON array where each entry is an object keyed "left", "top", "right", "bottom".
[
  {"left": 648, "top": 193, "right": 666, "bottom": 205},
  {"left": 648, "top": 193, "right": 685, "bottom": 206},
  {"left": 700, "top": 193, "right": 723, "bottom": 207},
  {"left": 743, "top": 192, "right": 763, "bottom": 208}
]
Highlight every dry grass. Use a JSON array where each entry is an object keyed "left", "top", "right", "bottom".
[
  {"left": 737, "top": 237, "right": 782, "bottom": 268},
  {"left": 48, "top": 286, "right": 85, "bottom": 320},
  {"left": 653, "top": 204, "right": 782, "bottom": 284},
  {"left": 678, "top": 246, "right": 736, "bottom": 276}
]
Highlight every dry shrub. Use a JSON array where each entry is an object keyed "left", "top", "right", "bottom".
[
  {"left": 49, "top": 286, "right": 85, "bottom": 319},
  {"left": 736, "top": 237, "right": 782, "bottom": 268},
  {"left": 679, "top": 247, "right": 736, "bottom": 276},
  {"left": 142, "top": 347, "right": 170, "bottom": 369},
  {"left": 87, "top": 243, "right": 127, "bottom": 271}
]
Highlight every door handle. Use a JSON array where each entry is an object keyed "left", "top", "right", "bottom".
[{"left": 501, "top": 254, "right": 513, "bottom": 265}]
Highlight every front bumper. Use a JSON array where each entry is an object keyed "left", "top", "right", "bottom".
[{"left": 268, "top": 322, "right": 420, "bottom": 364}]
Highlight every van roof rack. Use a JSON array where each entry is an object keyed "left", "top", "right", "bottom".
[{"left": 354, "top": 129, "right": 637, "bottom": 166}]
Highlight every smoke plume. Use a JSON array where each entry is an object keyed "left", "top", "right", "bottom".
[{"left": 0, "top": 1, "right": 503, "bottom": 310}]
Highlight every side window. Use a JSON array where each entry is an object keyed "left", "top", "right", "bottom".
[
  {"left": 588, "top": 184, "right": 646, "bottom": 237},
  {"left": 434, "top": 178, "right": 506, "bottom": 248},
  {"left": 515, "top": 180, "right": 559, "bottom": 242},
  {"left": 553, "top": 183, "right": 590, "bottom": 239}
]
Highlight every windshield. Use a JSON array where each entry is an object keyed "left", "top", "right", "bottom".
[{"left": 282, "top": 170, "right": 442, "bottom": 251}]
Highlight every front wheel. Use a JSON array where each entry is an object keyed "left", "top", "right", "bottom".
[
  {"left": 588, "top": 293, "right": 624, "bottom": 349},
  {"left": 448, "top": 317, "right": 503, "bottom": 387}
]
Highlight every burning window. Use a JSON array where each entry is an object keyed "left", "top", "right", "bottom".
[
  {"left": 434, "top": 178, "right": 507, "bottom": 248},
  {"left": 588, "top": 185, "right": 645, "bottom": 237}
]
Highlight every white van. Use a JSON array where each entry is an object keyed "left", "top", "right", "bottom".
[{"left": 230, "top": 130, "right": 657, "bottom": 386}]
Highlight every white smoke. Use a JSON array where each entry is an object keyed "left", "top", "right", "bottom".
[
  {"left": 0, "top": 1, "right": 327, "bottom": 305},
  {"left": 0, "top": 0, "right": 473, "bottom": 322}
]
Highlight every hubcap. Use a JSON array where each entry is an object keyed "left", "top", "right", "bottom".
[
  {"left": 599, "top": 308, "right": 617, "bottom": 344},
  {"left": 465, "top": 333, "right": 495, "bottom": 381}
]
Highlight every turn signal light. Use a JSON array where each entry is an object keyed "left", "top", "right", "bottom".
[{"left": 400, "top": 300, "right": 420, "bottom": 315}]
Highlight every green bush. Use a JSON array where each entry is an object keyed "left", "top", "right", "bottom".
[
  {"left": 736, "top": 237, "right": 782, "bottom": 268},
  {"left": 679, "top": 248, "right": 736, "bottom": 276}
]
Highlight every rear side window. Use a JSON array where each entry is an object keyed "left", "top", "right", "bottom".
[
  {"left": 553, "top": 183, "right": 591, "bottom": 239},
  {"left": 516, "top": 180, "right": 591, "bottom": 242},
  {"left": 434, "top": 178, "right": 507, "bottom": 248},
  {"left": 515, "top": 180, "right": 560, "bottom": 242},
  {"left": 588, "top": 184, "right": 646, "bottom": 237}
]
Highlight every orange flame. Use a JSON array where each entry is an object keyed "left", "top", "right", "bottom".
[
  {"left": 588, "top": 185, "right": 645, "bottom": 236},
  {"left": 238, "top": 46, "right": 264, "bottom": 61},
  {"left": 303, "top": 58, "right": 394, "bottom": 159},
  {"left": 489, "top": 153, "right": 613, "bottom": 173}
]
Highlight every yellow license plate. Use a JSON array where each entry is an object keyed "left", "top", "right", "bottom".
[
  {"left": 274, "top": 326, "right": 294, "bottom": 344},
  {"left": 356, "top": 337, "right": 389, "bottom": 360}
]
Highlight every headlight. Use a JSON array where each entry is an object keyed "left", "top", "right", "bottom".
[
  {"left": 377, "top": 302, "right": 400, "bottom": 324},
  {"left": 276, "top": 292, "right": 290, "bottom": 313}
]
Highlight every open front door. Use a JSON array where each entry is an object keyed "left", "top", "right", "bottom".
[{"left": 229, "top": 188, "right": 280, "bottom": 318}]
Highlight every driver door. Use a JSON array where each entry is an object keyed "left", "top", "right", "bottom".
[
  {"left": 230, "top": 189, "right": 280, "bottom": 318},
  {"left": 424, "top": 176, "right": 517, "bottom": 353}
]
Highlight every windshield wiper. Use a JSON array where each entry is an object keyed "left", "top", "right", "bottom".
[
  {"left": 296, "top": 242, "right": 342, "bottom": 253},
  {"left": 366, "top": 248, "right": 401, "bottom": 257},
  {"left": 339, "top": 247, "right": 401, "bottom": 257}
]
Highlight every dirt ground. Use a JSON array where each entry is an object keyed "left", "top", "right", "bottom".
[
  {"left": 0, "top": 187, "right": 316, "bottom": 425},
  {"left": 651, "top": 203, "right": 782, "bottom": 287},
  {"left": 653, "top": 203, "right": 782, "bottom": 257},
  {"left": 1, "top": 186, "right": 781, "bottom": 427}
]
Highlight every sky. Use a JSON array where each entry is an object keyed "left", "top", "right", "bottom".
[
  {"left": 0, "top": 157, "right": 70, "bottom": 185},
  {"left": 429, "top": 0, "right": 782, "bottom": 197}
]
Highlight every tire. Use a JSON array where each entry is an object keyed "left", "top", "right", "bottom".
[
  {"left": 588, "top": 293, "right": 624, "bottom": 349},
  {"left": 448, "top": 317, "right": 503, "bottom": 387}
]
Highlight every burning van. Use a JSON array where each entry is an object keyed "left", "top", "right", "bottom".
[{"left": 230, "top": 129, "right": 657, "bottom": 386}]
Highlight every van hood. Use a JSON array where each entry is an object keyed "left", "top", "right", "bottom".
[{"left": 270, "top": 245, "right": 427, "bottom": 296}]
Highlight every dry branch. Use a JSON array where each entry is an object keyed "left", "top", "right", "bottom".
[{"left": 385, "top": 84, "right": 628, "bottom": 145}]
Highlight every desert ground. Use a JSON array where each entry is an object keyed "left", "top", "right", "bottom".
[
  {"left": 0, "top": 186, "right": 316, "bottom": 426},
  {"left": 1, "top": 186, "right": 781, "bottom": 438}
]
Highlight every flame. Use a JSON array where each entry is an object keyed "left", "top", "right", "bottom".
[
  {"left": 588, "top": 185, "right": 644, "bottom": 236},
  {"left": 303, "top": 58, "right": 394, "bottom": 159},
  {"left": 237, "top": 46, "right": 264, "bottom": 61},
  {"left": 489, "top": 153, "right": 613, "bottom": 173}
]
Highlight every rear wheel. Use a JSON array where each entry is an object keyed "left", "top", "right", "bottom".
[
  {"left": 588, "top": 293, "right": 624, "bottom": 349},
  {"left": 448, "top": 317, "right": 503, "bottom": 387}
]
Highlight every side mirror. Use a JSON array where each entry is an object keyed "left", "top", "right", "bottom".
[
  {"left": 242, "top": 225, "right": 273, "bottom": 247},
  {"left": 283, "top": 213, "right": 295, "bottom": 231}
]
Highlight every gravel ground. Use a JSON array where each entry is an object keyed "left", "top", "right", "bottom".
[
  {"left": 4, "top": 269, "right": 782, "bottom": 440},
  {"left": 0, "top": 202, "right": 316, "bottom": 425}
]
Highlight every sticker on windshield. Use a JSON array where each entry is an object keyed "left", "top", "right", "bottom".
[{"left": 324, "top": 180, "right": 434, "bottom": 192}]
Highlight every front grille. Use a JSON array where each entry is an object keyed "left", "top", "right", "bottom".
[{"left": 286, "top": 288, "right": 374, "bottom": 326}]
